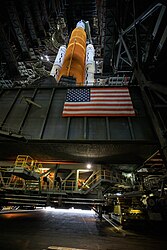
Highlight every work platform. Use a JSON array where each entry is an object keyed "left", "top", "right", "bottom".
[
  {"left": 0, "top": 154, "right": 130, "bottom": 208},
  {"left": 0, "top": 85, "right": 158, "bottom": 164}
]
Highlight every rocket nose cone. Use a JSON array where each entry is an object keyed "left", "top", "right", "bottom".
[{"left": 76, "top": 20, "right": 85, "bottom": 30}]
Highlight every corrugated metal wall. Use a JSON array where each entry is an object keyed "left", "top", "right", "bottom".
[{"left": 0, "top": 86, "right": 156, "bottom": 141}]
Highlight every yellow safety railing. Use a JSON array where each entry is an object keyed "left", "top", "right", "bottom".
[
  {"left": 79, "top": 170, "right": 112, "bottom": 191},
  {"left": 0, "top": 175, "right": 25, "bottom": 190},
  {"left": 1, "top": 158, "right": 113, "bottom": 193},
  {"left": 15, "top": 155, "right": 34, "bottom": 170},
  {"left": 62, "top": 180, "right": 76, "bottom": 191},
  {"left": 0, "top": 155, "right": 42, "bottom": 191},
  {"left": 14, "top": 155, "right": 42, "bottom": 173}
]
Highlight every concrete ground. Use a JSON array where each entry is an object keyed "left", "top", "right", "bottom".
[{"left": 0, "top": 208, "right": 166, "bottom": 250}]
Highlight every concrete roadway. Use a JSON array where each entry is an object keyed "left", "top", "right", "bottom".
[{"left": 0, "top": 208, "right": 166, "bottom": 250}]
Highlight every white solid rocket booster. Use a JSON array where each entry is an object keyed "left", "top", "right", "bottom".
[
  {"left": 50, "top": 45, "right": 66, "bottom": 80},
  {"left": 85, "top": 44, "right": 95, "bottom": 86}
]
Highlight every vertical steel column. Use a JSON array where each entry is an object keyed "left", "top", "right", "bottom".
[
  {"left": 106, "top": 117, "right": 110, "bottom": 140},
  {"left": 102, "top": 0, "right": 115, "bottom": 75},
  {"left": 40, "top": 0, "right": 50, "bottom": 30},
  {"left": 31, "top": 0, "right": 46, "bottom": 37},
  {"left": 83, "top": 117, "right": 87, "bottom": 139},
  {"left": 128, "top": 117, "right": 135, "bottom": 140},
  {"left": 21, "top": 0, "right": 38, "bottom": 46},
  {"left": 0, "top": 23, "right": 19, "bottom": 76},
  {"left": 134, "top": 66, "right": 167, "bottom": 164},
  {"left": 65, "top": 117, "right": 71, "bottom": 140},
  {"left": 75, "top": 170, "right": 79, "bottom": 191},
  {"left": 6, "top": 0, "right": 29, "bottom": 57}
]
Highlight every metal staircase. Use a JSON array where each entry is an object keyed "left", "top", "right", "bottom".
[{"left": 7, "top": 155, "right": 41, "bottom": 180}]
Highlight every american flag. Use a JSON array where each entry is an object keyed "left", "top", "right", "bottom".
[{"left": 62, "top": 87, "right": 135, "bottom": 117}]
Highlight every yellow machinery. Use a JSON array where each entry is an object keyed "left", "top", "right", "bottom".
[{"left": 58, "top": 22, "right": 86, "bottom": 85}]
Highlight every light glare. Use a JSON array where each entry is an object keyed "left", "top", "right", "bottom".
[
  {"left": 87, "top": 163, "right": 91, "bottom": 169},
  {"left": 44, "top": 207, "right": 95, "bottom": 214}
]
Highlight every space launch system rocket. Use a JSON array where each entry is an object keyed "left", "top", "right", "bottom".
[{"left": 50, "top": 20, "right": 95, "bottom": 86}]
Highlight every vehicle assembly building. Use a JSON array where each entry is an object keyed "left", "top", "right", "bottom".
[{"left": 0, "top": 0, "right": 167, "bottom": 245}]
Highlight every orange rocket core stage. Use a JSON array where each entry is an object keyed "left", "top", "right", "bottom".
[{"left": 58, "top": 27, "right": 86, "bottom": 85}]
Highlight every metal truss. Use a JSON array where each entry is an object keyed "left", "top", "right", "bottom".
[
  {"left": 114, "top": 2, "right": 167, "bottom": 75},
  {"left": 112, "top": 1, "right": 167, "bottom": 164},
  {"left": 102, "top": 0, "right": 116, "bottom": 75}
]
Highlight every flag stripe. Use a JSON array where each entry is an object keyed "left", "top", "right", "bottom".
[
  {"left": 91, "top": 93, "right": 130, "bottom": 96},
  {"left": 91, "top": 97, "right": 132, "bottom": 100},
  {"left": 65, "top": 103, "right": 132, "bottom": 109},
  {"left": 63, "top": 110, "right": 135, "bottom": 116},
  {"left": 62, "top": 87, "right": 135, "bottom": 117},
  {"left": 91, "top": 88, "right": 129, "bottom": 92},
  {"left": 64, "top": 104, "right": 134, "bottom": 108}
]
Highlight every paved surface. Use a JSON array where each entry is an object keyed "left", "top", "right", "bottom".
[{"left": 0, "top": 208, "right": 166, "bottom": 250}]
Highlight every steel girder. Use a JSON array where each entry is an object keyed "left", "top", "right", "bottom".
[
  {"left": 102, "top": 0, "right": 115, "bottom": 75},
  {"left": 114, "top": 2, "right": 167, "bottom": 75},
  {"left": 134, "top": 66, "right": 167, "bottom": 165},
  {"left": 111, "top": 1, "right": 167, "bottom": 165}
]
